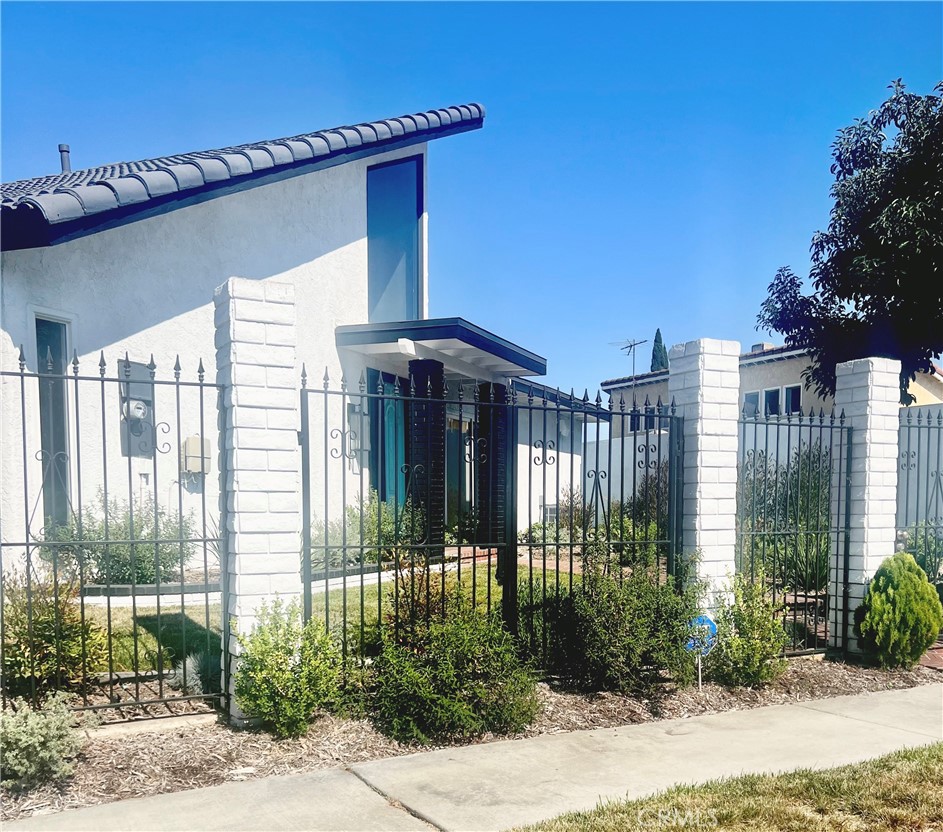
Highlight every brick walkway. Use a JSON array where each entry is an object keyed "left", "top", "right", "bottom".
[{"left": 921, "top": 638, "right": 943, "bottom": 670}]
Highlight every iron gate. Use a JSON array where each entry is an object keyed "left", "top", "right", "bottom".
[
  {"left": 897, "top": 405, "right": 943, "bottom": 601},
  {"left": 299, "top": 369, "right": 684, "bottom": 667},
  {"left": 0, "top": 351, "right": 227, "bottom": 717},
  {"left": 736, "top": 406, "right": 852, "bottom": 654}
]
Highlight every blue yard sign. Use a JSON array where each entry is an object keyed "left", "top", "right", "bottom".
[
  {"left": 686, "top": 614, "right": 717, "bottom": 656},
  {"left": 686, "top": 615, "right": 717, "bottom": 690}
]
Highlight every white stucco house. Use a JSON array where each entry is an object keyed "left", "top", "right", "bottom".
[{"left": 0, "top": 103, "right": 586, "bottom": 563}]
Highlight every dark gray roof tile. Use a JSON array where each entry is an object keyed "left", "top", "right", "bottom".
[
  {"left": 60, "top": 185, "right": 119, "bottom": 214},
  {"left": 373, "top": 121, "right": 394, "bottom": 141},
  {"left": 189, "top": 158, "right": 230, "bottom": 182},
  {"left": 98, "top": 177, "right": 149, "bottom": 206},
  {"left": 264, "top": 143, "right": 294, "bottom": 165},
  {"left": 282, "top": 140, "right": 313, "bottom": 161},
  {"left": 24, "top": 192, "right": 85, "bottom": 222},
  {"left": 129, "top": 170, "right": 178, "bottom": 197},
  {"left": 164, "top": 162, "right": 206, "bottom": 189}
]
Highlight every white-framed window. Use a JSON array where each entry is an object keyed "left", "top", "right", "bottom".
[
  {"left": 784, "top": 384, "right": 802, "bottom": 414},
  {"left": 32, "top": 312, "right": 73, "bottom": 525},
  {"left": 743, "top": 391, "right": 760, "bottom": 416},
  {"left": 744, "top": 385, "right": 803, "bottom": 417}
]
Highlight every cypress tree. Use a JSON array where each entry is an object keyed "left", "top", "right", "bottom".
[{"left": 650, "top": 329, "right": 668, "bottom": 372}]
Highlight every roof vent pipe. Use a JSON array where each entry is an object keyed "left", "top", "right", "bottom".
[{"left": 58, "top": 144, "right": 71, "bottom": 173}]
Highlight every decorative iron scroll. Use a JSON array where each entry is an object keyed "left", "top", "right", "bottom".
[{"left": 533, "top": 439, "right": 556, "bottom": 466}]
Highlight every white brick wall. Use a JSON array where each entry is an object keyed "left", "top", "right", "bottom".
[
  {"left": 668, "top": 339, "right": 740, "bottom": 609},
  {"left": 215, "top": 277, "right": 302, "bottom": 721},
  {"left": 829, "top": 357, "right": 901, "bottom": 653}
]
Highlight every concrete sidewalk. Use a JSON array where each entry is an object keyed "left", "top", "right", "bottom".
[{"left": 8, "top": 684, "right": 943, "bottom": 832}]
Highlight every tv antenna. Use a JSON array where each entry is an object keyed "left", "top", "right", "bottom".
[{"left": 608, "top": 338, "right": 648, "bottom": 402}]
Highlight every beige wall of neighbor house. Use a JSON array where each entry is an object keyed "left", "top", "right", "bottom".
[{"left": 603, "top": 346, "right": 943, "bottom": 432}]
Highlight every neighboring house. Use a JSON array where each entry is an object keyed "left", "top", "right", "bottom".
[
  {"left": 0, "top": 103, "right": 581, "bottom": 552},
  {"left": 601, "top": 341, "right": 943, "bottom": 425}
]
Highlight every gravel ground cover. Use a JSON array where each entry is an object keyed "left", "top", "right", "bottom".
[{"left": 3, "top": 657, "right": 938, "bottom": 822}]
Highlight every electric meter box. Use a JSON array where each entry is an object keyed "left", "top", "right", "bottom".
[
  {"left": 118, "top": 360, "right": 155, "bottom": 458},
  {"left": 180, "top": 436, "right": 212, "bottom": 475}
]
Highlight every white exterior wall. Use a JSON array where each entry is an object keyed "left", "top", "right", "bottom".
[
  {"left": 515, "top": 409, "right": 583, "bottom": 533},
  {"left": 583, "top": 433, "right": 670, "bottom": 508},
  {"left": 0, "top": 144, "right": 428, "bottom": 545}
]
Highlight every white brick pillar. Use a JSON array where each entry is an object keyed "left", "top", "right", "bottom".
[
  {"left": 215, "top": 277, "right": 302, "bottom": 723},
  {"left": 667, "top": 339, "right": 740, "bottom": 608},
  {"left": 829, "top": 357, "right": 901, "bottom": 654}
]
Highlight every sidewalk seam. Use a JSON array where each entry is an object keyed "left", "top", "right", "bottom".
[
  {"left": 348, "top": 767, "right": 446, "bottom": 832},
  {"left": 793, "top": 701, "right": 943, "bottom": 741}
]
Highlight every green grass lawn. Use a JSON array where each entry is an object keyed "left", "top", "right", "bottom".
[
  {"left": 85, "top": 601, "right": 222, "bottom": 672},
  {"left": 517, "top": 743, "right": 943, "bottom": 832},
  {"left": 85, "top": 564, "right": 572, "bottom": 672}
]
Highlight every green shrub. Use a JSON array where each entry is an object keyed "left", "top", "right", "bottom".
[
  {"left": 518, "top": 522, "right": 571, "bottom": 545},
  {"left": 853, "top": 552, "right": 943, "bottom": 670},
  {"left": 707, "top": 571, "right": 788, "bottom": 687},
  {"left": 234, "top": 598, "right": 341, "bottom": 738},
  {"left": 372, "top": 606, "right": 539, "bottom": 744},
  {"left": 311, "top": 492, "right": 426, "bottom": 572},
  {"left": 42, "top": 496, "right": 192, "bottom": 585},
  {"left": 0, "top": 693, "right": 83, "bottom": 789},
  {"left": 565, "top": 560, "right": 698, "bottom": 693},
  {"left": 516, "top": 577, "right": 577, "bottom": 668},
  {"left": 384, "top": 567, "right": 469, "bottom": 643},
  {"left": 609, "top": 518, "right": 660, "bottom": 568},
  {"left": 1, "top": 566, "right": 108, "bottom": 697}
]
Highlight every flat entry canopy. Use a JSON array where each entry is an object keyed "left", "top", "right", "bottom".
[{"left": 335, "top": 317, "right": 547, "bottom": 383}]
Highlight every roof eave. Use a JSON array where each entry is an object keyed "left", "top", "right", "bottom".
[{"left": 2, "top": 114, "right": 482, "bottom": 252}]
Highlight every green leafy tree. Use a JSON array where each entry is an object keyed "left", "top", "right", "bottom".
[
  {"left": 650, "top": 328, "right": 669, "bottom": 372},
  {"left": 758, "top": 80, "right": 943, "bottom": 404}
]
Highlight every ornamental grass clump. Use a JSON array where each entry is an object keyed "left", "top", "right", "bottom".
[
  {"left": 854, "top": 552, "right": 943, "bottom": 669},
  {"left": 233, "top": 598, "right": 341, "bottom": 738},
  {"left": 707, "top": 570, "right": 788, "bottom": 687}
]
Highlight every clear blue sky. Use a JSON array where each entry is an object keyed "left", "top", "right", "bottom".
[{"left": 3, "top": 2, "right": 940, "bottom": 393}]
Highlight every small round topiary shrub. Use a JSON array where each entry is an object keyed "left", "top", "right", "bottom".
[
  {"left": 234, "top": 598, "right": 341, "bottom": 738},
  {"left": 372, "top": 607, "right": 540, "bottom": 744},
  {"left": 854, "top": 552, "right": 943, "bottom": 669}
]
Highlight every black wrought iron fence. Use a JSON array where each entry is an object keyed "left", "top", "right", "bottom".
[
  {"left": 0, "top": 350, "right": 226, "bottom": 717},
  {"left": 736, "top": 407, "right": 852, "bottom": 654},
  {"left": 897, "top": 406, "right": 943, "bottom": 612},
  {"left": 299, "top": 369, "right": 683, "bottom": 669}
]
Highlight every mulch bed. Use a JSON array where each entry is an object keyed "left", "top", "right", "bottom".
[{"left": 2, "top": 658, "right": 939, "bottom": 823}]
